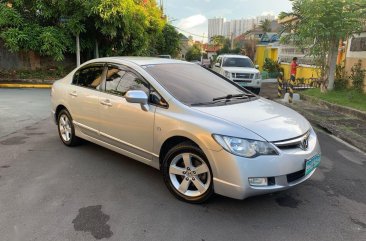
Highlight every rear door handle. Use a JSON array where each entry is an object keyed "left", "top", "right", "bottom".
[
  {"left": 69, "top": 91, "right": 78, "bottom": 97},
  {"left": 100, "top": 99, "right": 112, "bottom": 107}
]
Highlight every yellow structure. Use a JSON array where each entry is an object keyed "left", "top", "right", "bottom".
[{"left": 255, "top": 45, "right": 320, "bottom": 83}]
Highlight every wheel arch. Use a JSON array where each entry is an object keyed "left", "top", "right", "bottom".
[
  {"left": 55, "top": 105, "right": 68, "bottom": 124},
  {"left": 159, "top": 136, "right": 198, "bottom": 169}
]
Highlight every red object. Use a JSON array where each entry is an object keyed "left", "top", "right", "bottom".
[{"left": 291, "top": 61, "right": 298, "bottom": 75}]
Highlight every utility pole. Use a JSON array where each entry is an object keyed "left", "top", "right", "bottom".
[
  {"left": 76, "top": 34, "right": 80, "bottom": 67},
  {"left": 231, "top": 32, "right": 234, "bottom": 50}
]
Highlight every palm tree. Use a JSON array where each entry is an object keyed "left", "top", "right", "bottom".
[
  {"left": 210, "top": 35, "right": 226, "bottom": 47},
  {"left": 259, "top": 19, "right": 272, "bottom": 33}
]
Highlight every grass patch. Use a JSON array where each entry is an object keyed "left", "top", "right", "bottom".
[{"left": 302, "top": 88, "right": 366, "bottom": 112}]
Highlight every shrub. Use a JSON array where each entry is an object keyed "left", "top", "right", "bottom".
[
  {"left": 263, "top": 58, "right": 282, "bottom": 78},
  {"left": 350, "top": 60, "right": 366, "bottom": 92},
  {"left": 334, "top": 64, "right": 348, "bottom": 91}
]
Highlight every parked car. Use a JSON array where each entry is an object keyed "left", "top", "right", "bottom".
[
  {"left": 212, "top": 54, "right": 262, "bottom": 94},
  {"left": 51, "top": 57, "right": 321, "bottom": 203}
]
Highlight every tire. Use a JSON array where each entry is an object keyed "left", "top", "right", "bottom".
[
  {"left": 57, "top": 109, "right": 81, "bottom": 146},
  {"left": 162, "top": 142, "right": 214, "bottom": 203},
  {"left": 250, "top": 88, "right": 260, "bottom": 95}
]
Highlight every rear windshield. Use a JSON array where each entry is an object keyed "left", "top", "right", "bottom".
[
  {"left": 222, "top": 57, "right": 254, "bottom": 68},
  {"left": 144, "top": 63, "right": 250, "bottom": 105}
]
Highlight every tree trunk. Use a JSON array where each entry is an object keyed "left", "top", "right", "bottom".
[
  {"left": 327, "top": 39, "right": 339, "bottom": 91},
  {"left": 95, "top": 39, "right": 99, "bottom": 59}
]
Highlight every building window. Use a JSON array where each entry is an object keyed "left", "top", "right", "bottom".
[{"left": 350, "top": 37, "right": 366, "bottom": 52}]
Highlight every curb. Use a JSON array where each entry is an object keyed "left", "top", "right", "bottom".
[
  {"left": 300, "top": 93, "right": 366, "bottom": 120},
  {"left": 0, "top": 83, "right": 52, "bottom": 88},
  {"left": 275, "top": 99, "right": 366, "bottom": 153}
]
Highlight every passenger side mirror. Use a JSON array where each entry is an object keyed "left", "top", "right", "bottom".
[
  {"left": 125, "top": 90, "right": 149, "bottom": 111},
  {"left": 255, "top": 65, "right": 259, "bottom": 69},
  {"left": 215, "top": 62, "right": 220, "bottom": 67}
]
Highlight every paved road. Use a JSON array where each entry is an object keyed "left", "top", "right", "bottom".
[
  {"left": 0, "top": 89, "right": 365, "bottom": 241},
  {"left": 0, "top": 89, "right": 51, "bottom": 137}
]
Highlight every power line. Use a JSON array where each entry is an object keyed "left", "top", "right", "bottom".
[{"left": 172, "top": 25, "right": 209, "bottom": 39}]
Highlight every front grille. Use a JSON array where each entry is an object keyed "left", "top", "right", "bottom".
[
  {"left": 273, "top": 131, "right": 310, "bottom": 150},
  {"left": 287, "top": 169, "right": 305, "bottom": 183},
  {"left": 234, "top": 73, "right": 254, "bottom": 79},
  {"left": 233, "top": 79, "right": 251, "bottom": 83}
]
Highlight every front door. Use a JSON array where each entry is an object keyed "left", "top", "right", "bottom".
[
  {"left": 68, "top": 64, "right": 105, "bottom": 138},
  {"left": 98, "top": 64, "right": 156, "bottom": 161}
]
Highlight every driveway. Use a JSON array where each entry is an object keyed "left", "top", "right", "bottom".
[{"left": 0, "top": 89, "right": 365, "bottom": 241}]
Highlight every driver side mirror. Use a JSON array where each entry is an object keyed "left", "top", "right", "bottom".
[
  {"left": 215, "top": 62, "right": 220, "bottom": 67},
  {"left": 255, "top": 65, "right": 259, "bottom": 69},
  {"left": 125, "top": 90, "right": 149, "bottom": 111}
]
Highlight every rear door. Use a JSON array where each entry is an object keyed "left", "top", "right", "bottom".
[
  {"left": 98, "top": 64, "right": 156, "bottom": 161},
  {"left": 68, "top": 64, "right": 106, "bottom": 138}
]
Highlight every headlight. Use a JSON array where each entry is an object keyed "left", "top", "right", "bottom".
[
  {"left": 255, "top": 73, "right": 261, "bottom": 79},
  {"left": 224, "top": 71, "right": 231, "bottom": 78},
  {"left": 213, "top": 135, "right": 278, "bottom": 158}
]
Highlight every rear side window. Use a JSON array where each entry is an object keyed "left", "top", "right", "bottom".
[{"left": 73, "top": 66, "right": 104, "bottom": 90}]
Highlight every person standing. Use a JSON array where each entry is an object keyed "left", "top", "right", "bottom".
[
  {"left": 289, "top": 57, "right": 299, "bottom": 103},
  {"left": 290, "top": 57, "right": 299, "bottom": 81}
]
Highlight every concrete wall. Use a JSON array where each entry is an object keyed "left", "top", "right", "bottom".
[
  {"left": 256, "top": 45, "right": 319, "bottom": 82},
  {"left": 0, "top": 41, "right": 75, "bottom": 71}
]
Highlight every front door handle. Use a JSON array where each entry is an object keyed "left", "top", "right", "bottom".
[
  {"left": 100, "top": 99, "right": 112, "bottom": 107},
  {"left": 69, "top": 91, "right": 78, "bottom": 97}
]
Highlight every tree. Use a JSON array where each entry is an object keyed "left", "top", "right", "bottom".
[
  {"left": 185, "top": 44, "right": 201, "bottom": 61},
  {"left": 279, "top": 0, "right": 365, "bottom": 91},
  {"left": 0, "top": 0, "right": 169, "bottom": 63},
  {"left": 259, "top": 19, "right": 272, "bottom": 32},
  {"left": 156, "top": 24, "right": 181, "bottom": 57},
  {"left": 210, "top": 35, "right": 226, "bottom": 47}
]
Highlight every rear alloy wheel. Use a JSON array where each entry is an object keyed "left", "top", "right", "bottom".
[
  {"left": 163, "top": 143, "right": 213, "bottom": 203},
  {"left": 57, "top": 109, "right": 80, "bottom": 146}
]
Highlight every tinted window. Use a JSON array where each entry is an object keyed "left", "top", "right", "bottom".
[
  {"left": 104, "top": 67, "right": 126, "bottom": 95},
  {"left": 74, "top": 66, "right": 104, "bottom": 89},
  {"left": 222, "top": 57, "right": 254, "bottom": 68},
  {"left": 104, "top": 69, "right": 149, "bottom": 96},
  {"left": 145, "top": 63, "right": 247, "bottom": 105}
]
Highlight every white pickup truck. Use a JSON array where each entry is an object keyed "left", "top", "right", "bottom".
[{"left": 212, "top": 54, "right": 262, "bottom": 94}]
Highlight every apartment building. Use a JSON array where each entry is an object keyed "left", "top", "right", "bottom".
[{"left": 208, "top": 14, "right": 276, "bottom": 42}]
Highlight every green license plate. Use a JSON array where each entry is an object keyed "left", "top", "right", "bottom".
[{"left": 305, "top": 154, "right": 321, "bottom": 176}]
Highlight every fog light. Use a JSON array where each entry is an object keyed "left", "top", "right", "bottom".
[{"left": 248, "top": 177, "right": 268, "bottom": 186}]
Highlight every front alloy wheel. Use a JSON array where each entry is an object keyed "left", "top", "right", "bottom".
[{"left": 163, "top": 142, "right": 213, "bottom": 203}]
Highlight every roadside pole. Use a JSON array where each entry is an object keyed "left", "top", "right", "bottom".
[
  {"left": 277, "top": 72, "right": 283, "bottom": 98},
  {"left": 289, "top": 76, "right": 294, "bottom": 103}
]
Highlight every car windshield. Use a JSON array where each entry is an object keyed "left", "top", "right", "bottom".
[
  {"left": 222, "top": 57, "right": 254, "bottom": 68},
  {"left": 144, "top": 63, "right": 254, "bottom": 106}
]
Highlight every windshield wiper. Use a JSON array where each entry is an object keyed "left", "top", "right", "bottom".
[
  {"left": 212, "top": 93, "right": 254, "bottom": 101},
  {"left": 191, "top": 99, "right": 229, "bottom": 106}
]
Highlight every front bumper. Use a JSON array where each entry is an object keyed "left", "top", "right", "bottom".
[
  {"left": 209, "top": 129, "right": 321, "bottom": 200},
  {"left": 232, "top": 79, "right": 262, "bottom": 88}
]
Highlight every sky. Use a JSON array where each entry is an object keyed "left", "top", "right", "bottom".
[{"left": 161, "top": 0, "right": 293, "bottom": 41}]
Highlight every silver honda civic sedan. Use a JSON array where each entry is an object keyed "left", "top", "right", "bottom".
[{"left": 51, "top": 57, "right": 321, "bottom": 203}]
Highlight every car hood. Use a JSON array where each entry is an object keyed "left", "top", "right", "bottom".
[
  {"left": 221, "top": 67, "right": 259, "bottom": 74},
  {"left": 193, "top": 98, "right": 310, "bottom": 142}
]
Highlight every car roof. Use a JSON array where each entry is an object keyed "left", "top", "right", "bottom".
[
  {"left": 218, "top": 54, "right": 250, "bottom": 59},
  {"left": 84, "top": 56, "right": 190, "bottom": 66}
]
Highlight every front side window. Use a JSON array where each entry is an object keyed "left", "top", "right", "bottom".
[
  {"left": 145, "top": 63, "right": 252, "bottom": 106},
  {"left": 104, "top": 67, "right": 149, "bottom": 96},
  {"left": 73, "top": 66, "right": 104, "bottom": 89},
  {"left": 104, "top": 67, "right": 126, "bottom": 95},
  {"left": 222, "top": 58, "right": 254, "bottom": 68}
]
